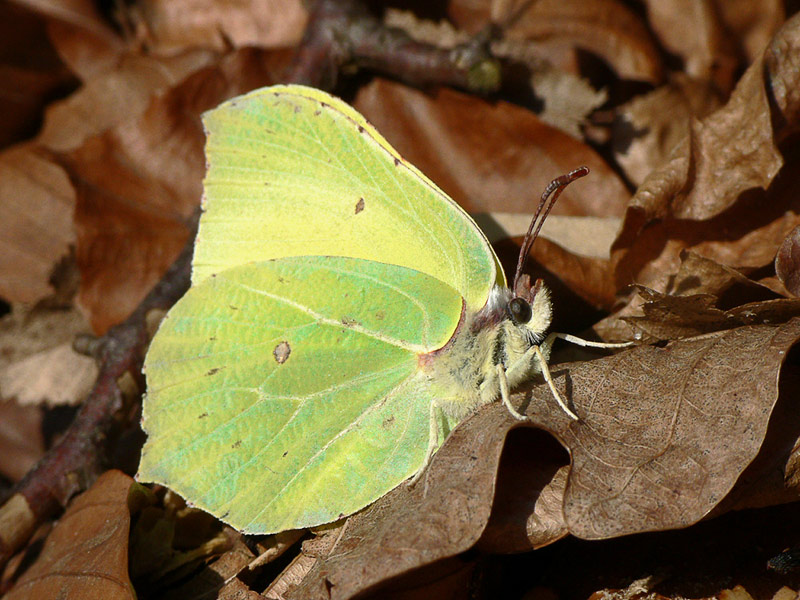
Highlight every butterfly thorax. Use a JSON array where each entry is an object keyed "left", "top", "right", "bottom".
[{"left": 422, "top": 278, "right": 553, "bottom": 420}]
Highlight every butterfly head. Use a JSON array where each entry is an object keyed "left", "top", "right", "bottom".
[{"left": 506, "top": 274, "right": 552, "bottom": 345}]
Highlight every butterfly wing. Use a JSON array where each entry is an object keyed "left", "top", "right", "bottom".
[
  {"left": 138, "top": 256, "right": 463, "bottom": 534},
  {"left": 194, "top": 84, "right": 503, "bottom": 312}
]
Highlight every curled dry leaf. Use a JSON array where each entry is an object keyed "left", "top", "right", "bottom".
[
  {"left": 354, "top": 78, "right": 629, "bottom": 216},
  {"left": 667, "top": 251, "right": 779, "bottom": 299},
  {"left": 594, "top": 249, "right": 786, "bottom": 346},
  {"left": 623, "top": 288, "right": 800, "bottom": 342},
  {"left": 776, "top": 226, "right": 800, "bottom": 297},
  {"left": 4, "top": 470, "right": 144, "bottom": 600},
  {"left": 612, "top": 10, "right": 800, "bottom": 273}
]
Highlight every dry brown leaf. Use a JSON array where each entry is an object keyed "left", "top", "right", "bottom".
[
  {"left": 527, "top": 236, "right": 617, "bottom": 309},
  {"left": 0, "top": 342, "right": 97, "bottom": 407},
  {"left": 643, "top": 0, "right": 738, "bottom": 92},
  {"left": 0, "top": 303, "right": 92, "bottom": 370},
  {"left": 708, "top": 365, "right": 800, "bottom": 515},
  {"left": 0, "top": 400, "right": 45, "bottom": 481},
  {"left": 612, "top": 10, "right": 800, "bottom": 277},
  {"left": 620, "top": 49, "right": 780, "bottom": 224},
  {"left": 545, "top": 320, "right": 800, "bottom": 539},
  {"left": 668, "top": 251, "right": 778, "bottom": 300},
  {"left": 612, "top": 196, "right": 800, "bottom": 299},
  {"left": 0, "top": 145, "right": 75, "bottom": 303},
  {"left": 5, "top": 470, "right": 144, "bottom": 600},
  {"left": 354, "top": 78, "right": 630, "bottom": 216},
  {"left": 477, "top": 430, "right": 569, "bottom": 552},
  {"left": 39, "top": 49, "right": 218, "bottom": 152},
  {"left": 594, "top": 249, "right": 785, "bottom": 341},
  {"left": 625, "top": 291, "right": 800, "bottom": 342},
  {"left": 133, "top": 0, "right": 307, "bottom": 54}
]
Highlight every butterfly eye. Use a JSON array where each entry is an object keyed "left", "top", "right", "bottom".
[{"left": 507, "top": 297, "right": 532, "bottom": 325}]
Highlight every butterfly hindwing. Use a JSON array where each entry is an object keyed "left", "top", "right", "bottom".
[{"left": 139, "top": 255, "right": 463, "bottom": 533}]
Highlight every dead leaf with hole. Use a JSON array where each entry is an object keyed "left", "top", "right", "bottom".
[
  {"left": 285, "top": 319, "right": 800, "bottom": 594},
  {"left": 4, "top": 470, "right": 146, "bottom": 600}
]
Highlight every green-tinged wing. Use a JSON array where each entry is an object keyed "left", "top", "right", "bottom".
[
  {"left": 138, "top": 256, "right": 463, "bottom": 534},
  {"left": 194, "top": 84, "right": 503, "bottom": 312}
]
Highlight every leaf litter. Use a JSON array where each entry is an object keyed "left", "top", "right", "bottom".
[{"left": 3, "top": 2, "right": 800, "bottom": 599}]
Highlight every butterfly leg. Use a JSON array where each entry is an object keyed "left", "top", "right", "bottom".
[
  {"left": 495, "top": 362, "right": 527, "bottom": 421},
  {"left": 531, "top": 342, "right": 579, "bottom": 420},
  {"left": 498, "top": 337, "right": 578, "bottom": 421}
]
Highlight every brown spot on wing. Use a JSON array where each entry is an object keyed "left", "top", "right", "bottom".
[
  {"left": 341, "top": 316, "right": 360, "bottom": 327},
  {"left": 273, "top": 341, "right": 291, "bottom": 364},
  {"left": 355, "top": 197, "right": 365, "bottom": 214}
]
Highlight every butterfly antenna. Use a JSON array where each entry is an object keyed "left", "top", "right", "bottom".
[{"left": 512, "top": 166, "right": 590, "bottom": 292}]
